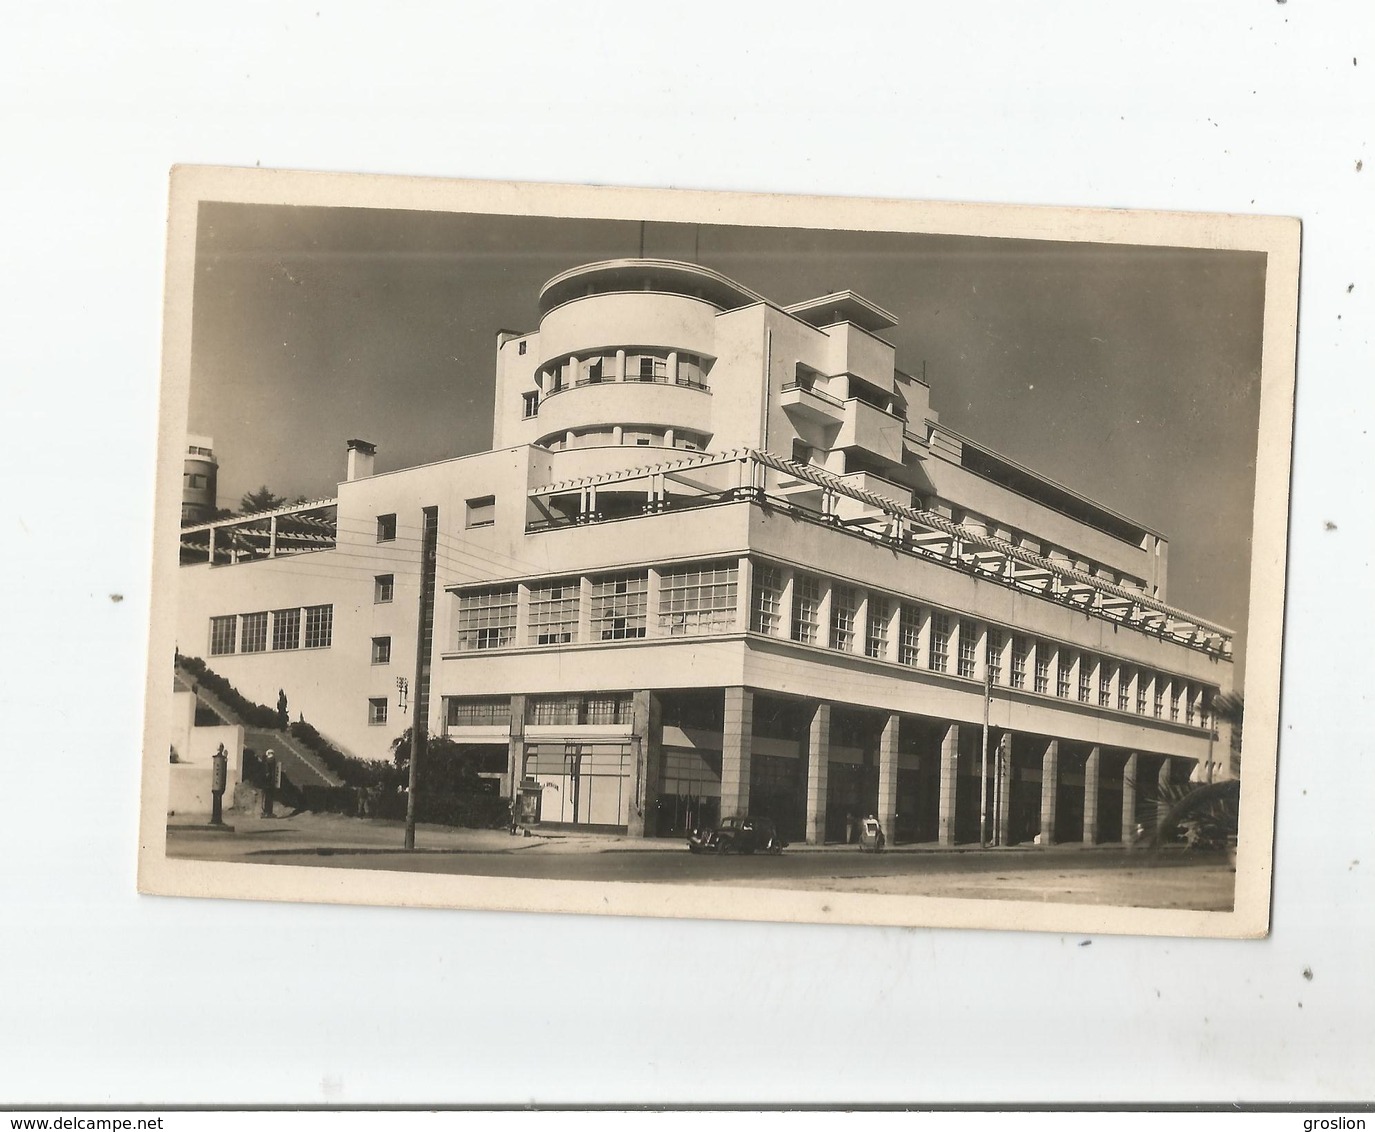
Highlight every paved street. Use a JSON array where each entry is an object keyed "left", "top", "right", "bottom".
[{"left": 166, "top": 812, "right": 1235, "bottom": 910}]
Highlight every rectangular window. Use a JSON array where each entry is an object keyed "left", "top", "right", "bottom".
[
  {"left": 865, "top": 596, "right": 891, "bottom": 659},
  {"left": 518, "top": 340, "right": 527, "bottom": 355},
  {"left": 522, "top": 391, "right": 539, "bottom": 418},
  {"left": 659, "top": 561, "right": 738, "bottom": 636},
  {"left": 528, "top": 578, "right": 579, "bottom": 645},
  {"left": 1011, "top": 635, "right": 1029, "bottom": 689},
  {"left": 1137, "top": 678, "right": 1148, "bottom": 716},
  {"left": 1185, "top": 688, "right": 1196, "bottom": 727},
  {"left": 1057, "top": 652, "right": 1073, "bottom": 698},
  {"left": 590, "top": 572, "right": 648, "bottom": 640},
  {"left": 986, "top": 628, "right": 1004, "bottom": 685},
  {"left": 790, "top": 574, "right": 822, "bottom": 645},
  {"left": 376, "top": 513, "right": 397, "bottom": 542},
  {"left": 1169, "top": 680, "right": 1180, "bottom": 722},
  {"left": 957, "top": 619, "right": 978, "bottom": 679},
  {"left": 583, "top": 693, "right": 632, "bottom": 725},
  {"left": 209, "top": 615, "right": 236, "bottom": 656},
  {"left": 456, "top": 587, "right": 518, "bottom": 651},
  {"left": 271, "top": 608, "right": 300, "bottom": 651},
  {"left": 1153, "top": 676, "right": 1165, "bottom": 719},
  {"left": 1034, "top": 645, "right": 1050, "bottom": 695},
  {"left": 368, "top": 698, "right": 388, "bottom": 726},
  {"left": 465, "top": 496, "right": 496, "bottom": 528},
  {"left": 374, "top": 574, "right": 394, "bottom": 603},
  {"left": 371, "top": 636, "right": 391, "bottom": 665},
  {"left": 240, "top": 611, "right": 268, "bottom": 654},
  {"left": 830, "top": 585, "right": 857, "bottom": 652},
  {"left": 1078, "top": 657, "right": 1093, "bottom": 704},
  {"left": 898, "top": 605, "right": 921, "bottom": 666},
  {"left": 636, "top": 355, "right": 666, "bottom": 382},
  {"left": 750, "top": 563, "right": 783, "bottom": 636},
  {"left": 303, "top": 604, "right": 333, "bottom": 649},
  {"left": 446, "top": 697, "right": 508, "bottom": 727},
  {"left": 929, "top": 613, "right": 950, "bottom": 673},
  {"left": 1099, "top": 662, "right": 1113, "bottom": 708},
  {"left": 1118, "top": 667, "right": 1131, "bottom": 712}
]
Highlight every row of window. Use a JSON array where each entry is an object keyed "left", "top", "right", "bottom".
[
  {"left": 541, "top": 350, "right": 710, "bottom": 394},
  {"left": 537, "top": 426, "right": 709, "bottom": 453},
  {"left": 750, "top": 566, "right": 1212, "bottom": 726},
  {"left": 448, "top": 559, "right": 1213, "bottom": 728},
  {"left": 454, "top": 563, "right": 739, "bottom": 651},
  {"left": 208, "top": 604, "right": 333, "bottom": 655},
  {"left": 442, "top": 693, "right": 635, "bottom": 728}
]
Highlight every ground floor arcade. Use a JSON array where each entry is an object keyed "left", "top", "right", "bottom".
[{"left": 447, "top": 686, "right": 1199, "bottom": 845}]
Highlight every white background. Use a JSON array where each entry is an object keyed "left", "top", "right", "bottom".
[{"left": 2, "top": 0, "right": 1371, "bottom": 1106}]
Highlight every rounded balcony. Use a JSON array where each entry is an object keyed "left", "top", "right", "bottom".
[
  {"left": 537, "top": 290, "right": 721, "bottom": 370},
  {"left": 534, "top": 376, "right": 714, "bottom": 439}
]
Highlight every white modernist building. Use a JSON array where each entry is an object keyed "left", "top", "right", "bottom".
[{"left": 176, "top": 258, "right": 1234, "bottom": 845}]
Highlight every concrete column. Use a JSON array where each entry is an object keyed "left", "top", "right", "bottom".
[
  {"left": 1082, "top": 745, "right": 1101, "bottom": 844},
  {"left": 1039, "top": 739, "right": 1059, "bottom": 845},
  {"left": 1156, "top": 757, "right": 1173, "bottom": 832},
  {"left": 578, "top": 576, "right": 593, "bottom": 643},
  {"left": 735, "top": 556, "right": 752, "bottom": 633},
  {"left": 515, "top": 583, "right": 531, "bottom": 647},
  {"left": 664, "top": 427, "right": 676, "bottom": 448},
  {"left": 853, "top": 592, "right": 869, "bottom": 656},
  {"left": 615, "top": 348, "right": 626, "bottom": 382},
  {"left": 667, "top": 350, "right": 679, "bottom": 383},
  {"left": 506, "top": 694, "right": 526, "bottom": 803},
  {"left": 937, "top": 723, "right": 959, "bottom": 846},
  {"left": 805, "top": 701, "right": 831, "bottom": 845},
  {"left": 996, "top": 733, "right": 1014, "bottom": 845},
  {"left": 877, "top": 713, "right": 899, "bottom": 843},
  {"left": 627, "top": 690, "right": 661, "bottom": 838},
  {"left": 817, "top": 581, "right": 833, "bottom": 649},
  {"left": 1121, "top": 751, "right": 1139, "bottom": 844},
  {"left": 720, "top": 687, "right": 753, "bottom": 819},
  {"left": 885, "top": 600, "right": 902, "bottom": 663},
  {"left": 612, "top": 425, "right": 624, "bottom": 445},
  {"left": 269, "top": 515, "right": 278, "bottom": 557},
  {"left": 645, "top": 568, "right": 663, "bottom": 638},
  {"left": 778, "top": 568, "right": 795, "bottom": 641}
]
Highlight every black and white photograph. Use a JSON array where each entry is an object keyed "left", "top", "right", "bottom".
[{"left": 139, "top": 169, "right": 1296, "bottom": 938}]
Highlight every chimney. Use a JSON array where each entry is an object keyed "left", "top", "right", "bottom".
[{"left": 346, "top": 439, "right": 376, "bottom": 481}]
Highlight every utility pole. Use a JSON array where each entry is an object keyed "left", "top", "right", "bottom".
[
  {"left": 979, "top": 660, "right": 991, "bottom": 847},
  {"left": 404, "top": 506, "right": 439, "bottom": 851}
]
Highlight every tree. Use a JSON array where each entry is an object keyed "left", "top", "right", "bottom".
[{"left": 239, "top": 485, "right": 287, "bottom": 514}]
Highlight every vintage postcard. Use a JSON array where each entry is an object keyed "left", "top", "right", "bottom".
[{"left": 138, "top": 166, "right": 1297, "bottom": 937}]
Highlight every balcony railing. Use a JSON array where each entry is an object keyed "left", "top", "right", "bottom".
[
  {"left": 524, "top": 447, "right": 1235, "bottom": 659},
  {"left": 780, "top": 381, "right": 844, "bottom": 408},
  {"left": 543, "top": 374, "right": 711, "bottom": 399}
]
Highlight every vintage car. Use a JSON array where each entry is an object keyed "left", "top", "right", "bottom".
[{"left": 686, "top": 815, "right": 786, "bottom": 855}]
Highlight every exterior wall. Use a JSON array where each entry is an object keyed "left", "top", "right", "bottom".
[
  {"left": 168, "top": 688, "right": 242, "bottom": 815},
  {"left": 174, "top": 258, "right": 1228, "bottom": 839},
  {"left": 920, "top": 450, "right": 1162, "bottom": 594},
  {"left": 175, "top": 446, "right": 542, "bottom": 761},
  {"left": 820, "top": 322, "right": 897, "bottom": 392},
  {"left": 493, "top": 331, "right": 539, "bottom": 450}
]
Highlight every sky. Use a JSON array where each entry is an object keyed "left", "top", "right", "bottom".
[{"left": 188, "top": 202, "right": 1266, "bottom": 679}]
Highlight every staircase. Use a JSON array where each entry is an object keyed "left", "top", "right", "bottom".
[{"left": 174, "top": 659, "right": 344, "bottom": 791}]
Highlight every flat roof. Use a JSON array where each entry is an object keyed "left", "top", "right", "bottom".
[
  {"left": 538, "top": 259, "right": 766, "bottom": 316},
  {"left": 783, "top": 290, "right": 898, "bottom": 334}
]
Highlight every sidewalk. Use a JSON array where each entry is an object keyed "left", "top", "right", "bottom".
[{"left": 168, "top": 808, "right": 1152, "bottom": 858}]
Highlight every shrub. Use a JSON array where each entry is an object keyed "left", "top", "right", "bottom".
[{"left": 289, "top": 719, "right": 395, "bottom": 789}]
